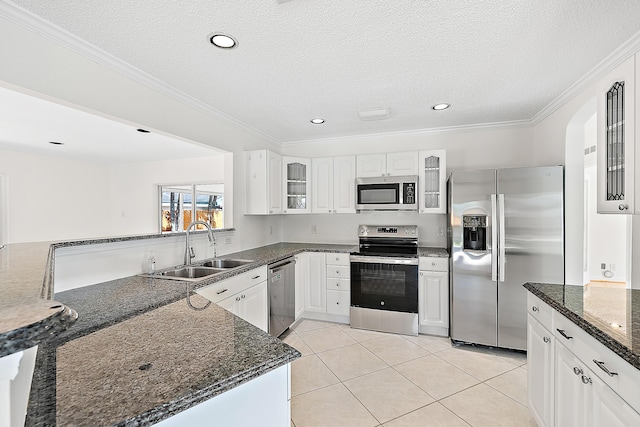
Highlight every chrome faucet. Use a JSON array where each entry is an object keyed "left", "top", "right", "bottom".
[{"left": 184, "top": 221, "right": 216, "bottom": 265}]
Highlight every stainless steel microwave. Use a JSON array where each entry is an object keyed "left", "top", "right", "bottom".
[{"left": 355, "top": 175, "right": 419, "bottom": 211}]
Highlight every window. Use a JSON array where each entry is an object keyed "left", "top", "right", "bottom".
[{"left": 160, "top": 183, "right": 224, "bottom": 233}]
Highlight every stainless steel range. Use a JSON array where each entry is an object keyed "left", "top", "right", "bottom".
[{"left": 350, "top": 225, "right": 419, "bottom": 336}]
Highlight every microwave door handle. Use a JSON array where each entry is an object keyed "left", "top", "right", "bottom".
[
  {"left": 498, "top": 193, "right": 506, "bottom": 282},
  {"left": 491, "top": 194, "right": 498, "bottom": 282}
]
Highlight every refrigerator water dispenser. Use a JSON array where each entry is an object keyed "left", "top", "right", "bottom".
[{"left": 462, "top": 215, "right": 487, "bottom": 251}]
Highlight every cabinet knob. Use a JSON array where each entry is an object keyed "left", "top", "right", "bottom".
[
  {"left": 241, "top": 294, "right": 246, "bottom": 299},
  {"left": 336, "top": 257, "right": 340, "bottom": 261},
  {"left": 573, "top": 366, "right": 583, "bottom": 376},
  {"left": 336, "top": 302, "right": 340, "bottom": 305},
  {"left": 619, "top": 204, "right": 629, "bottom": 211},
  {"left": 336, "top": 283, "right": 340, "bottom": 287},
  {"left": 532, "top": 306, "right": 539, "bottom": 312},
  {"left": 236, "top": 297, "right": 241, "bottom": 301},
  {"left": 269, "top": 210, "right": 273, "bottom": 214},
  {"left": 432, "top": 262, "right": 436, "bottom": 266},
  {"left": 543, "top": 336, "right": 551, "bottom": 343},
  {"left": 581, "top": 375, "right": 592, "bottom": 385}
]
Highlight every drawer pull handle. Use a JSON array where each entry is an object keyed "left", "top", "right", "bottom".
[
  {"left": 593, "top": 360, "right": 618, "bottom": 377},
  {"left": 557, "top": 329, "right": 573, "bottom": 340},
  {"left": 252, "top": 275, "right": 261, "bottom": 280},
  {"left": 216, "top": 288, "right": 229, "bottom": 295},
  {"left": 532, "top": 306, "right": 539, "bottom": 312},
  {"left": 573, "top": 366, "right": 583, "bottom": 376},
  {"left": 581, "top": 375, "right": 592, "bottom": 385}
]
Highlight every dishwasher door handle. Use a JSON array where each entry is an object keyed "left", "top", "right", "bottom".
[{"left": 269, "top": 258, "right": 296, "bottom": 273}]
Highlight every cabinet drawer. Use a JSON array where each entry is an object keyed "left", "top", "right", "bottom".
[
  {"left": 326, "top": 290, "right": 350, "bottom": 316},
  {"left": 326, "top": 265, "right": 350, "bottom": 279},
  {"left": 326, "top": 253, "right": 350, "bottom": 266},
  {"left": 527, "top": 293, "right": 552, "bottom": 331},
  {"left": 327, "top": 278, "right": 350, "bottom": 291},
  {"left": 553, "top": 311, "right": 640, "bottom": 412},
  {"left": 196, "top": 266, "right": 267, "bottom": 303},
  {"left": 419, "top": 257, "right": 448, "bottom": 272}
]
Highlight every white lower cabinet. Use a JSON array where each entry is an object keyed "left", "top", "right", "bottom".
[
  {"left": 215, "top": 281, "right": 268, "bottom": 332},
  {"left": 196, "top": 267, "right": 269, "bottom": 332},
  {"left": 526, "top": 293, "right": 640, "bottom": 427},
  {"left": 295, "top": 252, "right": 350, "bottom": 323},
  {"left": 555, "top": 341, "right": 587, "bottom": 427},
  {"left": 326, "top": 253, "right": 350, "bottom": 317},
  {"left": 418, "top": 257, "right": 449, "bottom": 336},
  {"left": 527, "top": 314, "right": 555, "bottom": 427},
  {"left": 299, "top": 252, "right": 327, "bottom": 314}
]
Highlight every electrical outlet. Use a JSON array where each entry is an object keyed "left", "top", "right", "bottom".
[
  {"left": 312, "top": 225, "right": 317, "bottom": 234},
  {"left": 437, "top": 226, "right": 445, "bottom": 237},
  {"left": 225, "top": 237, "right": 232, "bottom": 245}
]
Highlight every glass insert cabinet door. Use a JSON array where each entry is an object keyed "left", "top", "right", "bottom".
[
  {"left": 597, "top": 56, "right": 636, "bottom": 214},
  {"left": 282, "top": 157, "right": 311, "bottom": 214},
  {"left": 418, "top": 149, "right": 447, "bottom": 214}
]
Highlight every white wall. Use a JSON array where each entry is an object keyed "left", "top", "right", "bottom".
[
  {"left": 0, "top": 148, "right": 112, "bottom": 243},
  {"left": 108, "top": 155, "right": 226, "bottom": 236},
  {"left": 585, "top": 164, "right": 629, "bottom": 283}
]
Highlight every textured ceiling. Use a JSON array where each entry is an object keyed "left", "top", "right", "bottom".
[{"left": 7, "top": 0, "right": 640, "bottom": 144}]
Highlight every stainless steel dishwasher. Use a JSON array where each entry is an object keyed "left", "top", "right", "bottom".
[{"left": 268, "top": 257, "right": 296, "bottom": 337}]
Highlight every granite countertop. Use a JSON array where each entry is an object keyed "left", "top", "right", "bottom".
[
  {"left": 3, "top": 238, "right": 448, "bottom": 426},
  {"left": 24, "top": 242, "right": 360, "bottom": 426},
  {"left": 0, "top": 243, "right": 77, "bottom": 357},
  {"left": 524, "top": 282, "right": 640, "bottom": 370}
]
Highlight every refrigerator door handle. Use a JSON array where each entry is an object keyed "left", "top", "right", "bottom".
[
  {"left": 498, "top": 193, "right": 506, "bottom": 282},
  {"left": 491, "top": 193, "right": 498, "bottom": 281}
]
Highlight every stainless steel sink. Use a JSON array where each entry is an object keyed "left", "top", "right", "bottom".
[
  {"left": 199, "top": 258, "right": 255, "bottom": 269},
  {"left": 152, "top": 266, "right": 225, "bottom": 281},
  {"left": 141, "top": 258, "right": 255, "bottom": 282}
]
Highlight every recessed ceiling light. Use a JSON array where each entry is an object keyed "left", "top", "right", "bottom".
[
  {"left": 432, "top": 103, "right": 451, "bottom": 111},
  {"left": 136, "top": 128, "right": 150, "bottom": 133},
  {"left": 209, "top": 33, "right": 238, "bottom": 49},
  {"left": 310, "top": 118, "right": 325, "bottom": 125},
  {"left": 48, "top": 141, "right": 64, "bottom": 145}
]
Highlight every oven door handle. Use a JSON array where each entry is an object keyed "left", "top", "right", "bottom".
[{"left": 350, "top": 255, "right": 419, "bottom": 265}]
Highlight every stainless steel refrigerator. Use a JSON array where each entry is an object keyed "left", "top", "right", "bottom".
[{"left": 448, "top": 166, "right": 564, "bottom": 351}]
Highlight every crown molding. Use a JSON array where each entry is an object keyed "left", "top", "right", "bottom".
[
  {"left": 532, "top": 30, "right": 640, "bottom": 125},
  {"left": 0, "top": 1, "right": 280, "bottom": 149},
  {"left": 281, "top": 119, "right": 533, "bottom": 147}
]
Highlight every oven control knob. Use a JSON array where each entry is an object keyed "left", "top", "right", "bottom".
[{"left": 380, "top": 301, "right": 385, "bottom": 306}]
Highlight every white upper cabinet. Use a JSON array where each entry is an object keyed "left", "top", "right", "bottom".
[
  {"left": 418, "top": 149, "right": 447, "bottom": 214},
  {"left": 357, "top": 151, "right": 418, "bottom": 177},
  {"left": 597, "top": 55, "right": 636, "bottom": 214},
  {"left": 312, "top": 156, "right": 356, "bottom": 214},
  {"left": 333, "top": 156, "right": 357, "bottom": 213},
  {"left": 283, "top": 157, "right": 311, "bottom": 214},
  {"left": 311, "top": 157, "right": 333, "bottom": 213},
  {"left": 245, "top": 150, "right": 282, "bottom": 215}
]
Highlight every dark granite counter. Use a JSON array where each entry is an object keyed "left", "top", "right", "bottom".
[
  {"left": 524, "top": 282, "right": 640, "bottom": 370},
  {"left": 3, "top": 238, "right": 448, "bottom": 426},
  {"left": 0, "top": 243, "right": 77, "bottom": 357},
  {"left": 24, "top": 242, "right": 362, "bottom": 426}
]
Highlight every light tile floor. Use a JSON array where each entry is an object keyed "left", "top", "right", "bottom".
[{"left": 284, "top": 320, "right": 536, "bottom": 427}]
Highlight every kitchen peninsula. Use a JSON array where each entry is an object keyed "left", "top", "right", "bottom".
[{"left": 2, "top": 234, "right": 449, "bottom": 426}]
